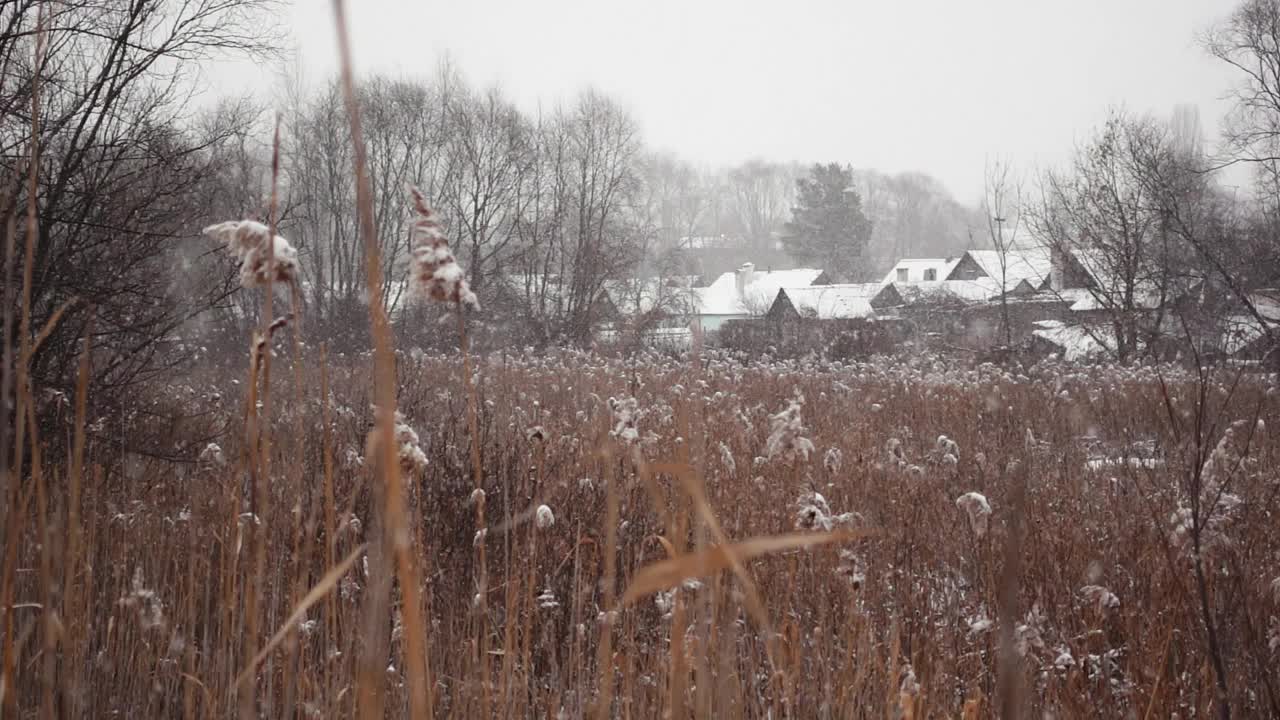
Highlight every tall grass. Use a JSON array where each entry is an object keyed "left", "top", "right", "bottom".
[{"left": 4, "top": 342, "right": 1278, "bottom": 717}]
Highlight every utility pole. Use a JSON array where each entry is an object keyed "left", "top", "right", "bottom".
[{"left": 993, "top": 215, "right": 1011, "bottom": 346}]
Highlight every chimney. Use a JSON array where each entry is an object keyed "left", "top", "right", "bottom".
[
  {"left": 1049, "top": 246, "right": 1065, "bottom": 291},
  {"left": 735, "top": 262, "right": 755, "bottom": 296}
]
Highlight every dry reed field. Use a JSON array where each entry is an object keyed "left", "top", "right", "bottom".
[{"left": 4, "top": 342, "right": 1280, "bottom": 718}]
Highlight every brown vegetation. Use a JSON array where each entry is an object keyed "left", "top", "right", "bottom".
[{"left": 3, "top": 345, "right": 1278, "bottom": 717}]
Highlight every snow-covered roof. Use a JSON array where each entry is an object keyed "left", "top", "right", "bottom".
[
  {"left": 1220, "top": 291, "right": 1280, "bottom": 354},
  {"left": 1032, "top": 319, "right": 1114, "bottom": 361},
  {"left": 882, "top": 257, "right": 961, "bottom": 284},
  {"left": 893, "top": 278, "right": 1001, "bottom": 304},
  {"left": 1252, "top": 289, "right": 1280, "bottom": 320},
  {"left": 1054, "top": 285, "right": 1164, "bottom": 312},
  {"left": 1221, "top": 315, "right": 1268, "bottom": 355},
  {"left": 1063, "top": 247, "right": 1167, "bottom": 310},
  {"left": 958, "top": 247, "right": 1052, "bottom": 291},
  {"left": 779, "top": 284, "right": 883, "bottom": 319},
  {"left": 695, "top": 266, "right": 825, "bottom": 316}
]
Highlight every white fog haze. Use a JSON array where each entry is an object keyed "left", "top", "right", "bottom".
[{"left": 210, "top": 0, "right": 1246, "bottom": 202}]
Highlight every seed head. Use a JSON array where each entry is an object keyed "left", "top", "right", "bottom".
[
  {"left": 955, "top": 491, "right": 992, "bottom": 537},
  {"left": 535, "top": 504, "right": 555, "bottom": 529},
  {"left": 407, "top": 185, "right": 479, "bottom": 310},
  {"left": 203, "top": 220, "right": 299, "bottom": 289}
]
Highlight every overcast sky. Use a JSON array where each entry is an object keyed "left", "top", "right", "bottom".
[{"left": 211, "top": 0, "right": 1244, "bottom": 203}]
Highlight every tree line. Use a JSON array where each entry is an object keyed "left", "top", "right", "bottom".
[
  {"left": 970, "top": 2, "right": 1280, "bottom": 365},
  {"left": 255, "top": 69, "right": 982, "bottom": 349},
  {"left": 5, "top": 0, "right": 1280, "bottom": 411},
  {"left": 1, "top": 0, "right": 982, "bottom": 394}
]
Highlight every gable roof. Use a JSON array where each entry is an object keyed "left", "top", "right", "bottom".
[
  {"left": 882, "top": 257, "right": 961, "bottom": 284},
  {"left": 1253, "top": 289, "right": 1280, "bottom": 320},
  {"left": 1060, "top": 245, "right": 1179, "bottom": 310},
  {"left": 772, "top": 283, "right": 887, "bottom": 319},
  {"left": 1221, "top": 290, "right": 1280, "bottom": 355},
  {"left": 892, "top": 278, "right": 1002, "bottom": 305},
  {"left": 951, "top": 247, "right": 1053, "bottom": 291},
  {"left": 694, "top": 266, "right": 825, "bottom": 316},
  {"left": 1032, "top": 319, "right": 1114, "bottom": 361}
]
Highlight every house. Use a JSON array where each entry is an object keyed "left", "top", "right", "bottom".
[
  {"left": 598, "top": 276, "right": 699, "bottom": 348},
  {"left": 1037, "top": 245, "right": 1173, "bottom": 311},
  {"left": 885, "top": 274, "right": 1078, "bottom": 349},
  {"left": 945, "top": 247, "right": 1053, "bottom": 294},
  {"left": 892, "top": 278, "right": 1003, "bottom": 306},
  {"left": 882, "top": 257, "right": 961, "bottom": 284},
  {"left": 1219, "top": 290, "right": 1280, "bottom": 364},
  {"left": 882, "top": 246, "right": 1052, "bottom": 297},
  {"left": 872, "top": 245, "right": 1097, "bottom": 349},
  {"left": 1030, "top": 319, "right": 1115, "bottom": 362},
  {"left": 692, "top": 262, "right": 827, "bottom": 332},
  {"left": 766, "top": 283, "right": 903, "bottom": 321},
  {"left": 1048, "top": 245, "right": 1101, "bottom": 293}
]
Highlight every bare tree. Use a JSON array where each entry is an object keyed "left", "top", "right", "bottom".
[
  {"left": 1031, "top": 111, "right": 1174, "bottom": 363},
  {"left": 1121, "top": 106, "right": 1267, "bottom": 358},
  {"left": 284, "top": 71, "right": 453, "bottom": 341},
  {"left": 853, "top": 169, "right": 982, "bottom": 273},
  {"left": 283, "top": 79, "right": 358, "bottom": 321},
  {"left": 440, "top": 85, "right": 532, "bottom": 292},
  {"left": 2, "top": 0, "right": 283, "bottom": 406},
  {"left": 1206, "top": 0, "right": 1280, "bottom": 181},
  {"left": 982, "top": 158, "right": 1023, "bottom": 347},
  {"left": 505, "top": 92, "right": 646, "bottom": 343},
  {"left": 563, "top": 92, "right": 644, "bottom": 341},
  {"left": 725, "top": 159, "right": 795, "bottom": 251},
  {"left": 638, "top": 152, "right": 707, "bottom": 255}
]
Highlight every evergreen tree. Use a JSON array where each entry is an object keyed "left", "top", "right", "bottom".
[{"left": 783, "top": 163, "right": 873, "bottom": 280}]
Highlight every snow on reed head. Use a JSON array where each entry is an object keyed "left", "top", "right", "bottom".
[
  {"left": 198, "top": 442, "right": 226, "bottom": 467},
  {"left": 535, "top": 504, "right": 555, "bottom": 530},
  {"left": 936, "top": 434, "right": 960, "bottom": 464},
  {"left": 823, "top": 447, "right": 843, "bottom": 474},
  {"left": 794, "top": 491, "right": 832, "bottom": 531},
  {"left": 203, "top": 220, "right": 299, "bottom": 289},
  {"left": 394, "top": 411, "right": 428, "bottom": 476},
  {"left": 1079, "top": 584, "right": 1120, "bottom": 613},
  {"left": 119, "top": 567, "right": 166, "bottom": 632},
  {"left": 955, "top": 491, "right": 992, "bottom": 537},
  {"left": 535, "top": 583, "right": 559, "bottom": 610},
  {"left": 794, "top": 491, "right": 860, "bottom": 532},
  {"left": 765, "top": 389, "right": 815, "bottom": 463},
  {"left": 718, "top": 442, "right": 736, "bottom": 475},
  {"left": 607, "top": 396, "right": 642, "bottom": 444},
  {"left": 407, "top": 185, "right": 479, "bottom": 310}
]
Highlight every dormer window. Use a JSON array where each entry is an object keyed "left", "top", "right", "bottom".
[
  {"left": 924, "top": 268, "right": 937, "bottom": 281},
  {"left": 896, "top": 268, "right": 909, "bottom": 282}
]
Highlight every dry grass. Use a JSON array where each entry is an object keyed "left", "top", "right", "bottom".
[{"left": 3, "top": 346, "right": 1279, "bottom": 718}]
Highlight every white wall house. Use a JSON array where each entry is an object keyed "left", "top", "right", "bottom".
[
  {"left": 882, "top": 257, "right": 961, "bottom": 284},
  {"left": 692, "top": 262, "right": 826, "bottom": 332}
]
